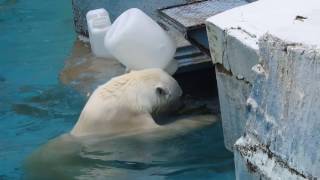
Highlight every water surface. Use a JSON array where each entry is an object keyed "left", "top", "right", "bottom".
[
  {"left": 0, "top": 0, "right": 235, "bottom": 179},
  {"left": 0, "top": 0, "right": 79, "bottom": 178}
]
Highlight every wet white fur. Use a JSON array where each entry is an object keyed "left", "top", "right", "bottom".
[{"left": 71, "top": 68, "right": 182, "bottom": 137}]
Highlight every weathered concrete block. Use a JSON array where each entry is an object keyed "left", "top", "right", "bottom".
[
  {"left": 206, "top": 22, "right": 259, "bottom": 83},
  {"left": 215, "top": 65, "right": 251, "bottom": 151},
  {"left": 211, "top": 0, "right": 320, "bottom": 178},
  {"left": 206, "top": 1, "right": 259, "bottom": 151},
  {"left": 206, "top": 0, "right": 320, "bottom": 153},
  {"left": 207, "top": 0, "right": 320, "bottom": 81},
  {"left": 236, "top": 33, "right": 320, "bottom": 179}
]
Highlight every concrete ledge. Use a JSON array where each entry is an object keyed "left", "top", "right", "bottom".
[
  {"left": 206, "top": 22, "right": 259, "bottom": 83},
  {"left": 237, "top": 33, "right": 320, "bottom": 179},
  {"left": 207, "top": 0, "right": 320, "bottom": 80},
  {"left": 206, "top": 0, "right": 320, "bottom": 152}
]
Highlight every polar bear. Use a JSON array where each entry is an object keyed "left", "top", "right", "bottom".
[
  {"left": 25, "top": 68, "right": 219, "bottom": 179},
  {"left": 71, "top": 68, "right": 183, "bottom": 137}
]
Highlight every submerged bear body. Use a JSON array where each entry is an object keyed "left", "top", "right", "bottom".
[{"left": 25, "top": 69, "right": 219, "bottom": 179}]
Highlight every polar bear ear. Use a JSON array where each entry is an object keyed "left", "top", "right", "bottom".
[{"left": 155, "top": 86, "right": 168, "bottom": 96}]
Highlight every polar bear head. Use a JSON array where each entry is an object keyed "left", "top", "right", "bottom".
[
  {"left": 123, "top": 68, "right": 182, "bottom": 114},
  {"left": 71, "top": 68, "right": 182, "bottom": 137}
]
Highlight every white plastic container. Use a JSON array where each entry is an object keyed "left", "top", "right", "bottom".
[
  {"left": 86, "top": 8, "right": 113, "bottom": 58},
  {"left": 104, "top": 8, "right": 177, "bottom": 73},
  {"left": 164, "top": 59, "right": 178, "bottom": 75}
]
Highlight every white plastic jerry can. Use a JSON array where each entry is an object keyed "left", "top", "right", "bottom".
[
  {"left": 164, "top": 60, "right": 178, "bottom": 75},
  {"left": 104, "top": 8, "right": 177, "bottom": 73},
  {"left": 86, "top": 8, "right": 113, "bottom": 58}
]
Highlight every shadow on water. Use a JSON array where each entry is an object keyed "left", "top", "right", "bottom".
[
  {"left": 0, "top": 83, "right": 85, "bottom": 179},
  {"left": 0, "top": 75, "right": 5, "bottom": 82},
  {"left": 0, "top": 0, "right": 17, "bottom": 10},
  {"left": 10, "top": 84, "right": 85, "bottom": 119}
]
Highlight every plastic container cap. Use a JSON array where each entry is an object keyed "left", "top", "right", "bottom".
[
  {"left": 86, "top": 8, "right": 113, "bottom": 58},
  {"left": 105, "top": 8, "right": 177, "bottom": 74}
]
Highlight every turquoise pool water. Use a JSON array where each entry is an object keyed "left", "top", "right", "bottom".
[
  {"left": 0, "top": 0, "right": 235, "bottom": 179},
  {"left": 0, "top": 0, "right": 81, "bottom": 178}
]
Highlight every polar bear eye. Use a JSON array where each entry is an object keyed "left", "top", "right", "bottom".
[{"left": 156, "top": 87, "right": 167, "bottom": 96}]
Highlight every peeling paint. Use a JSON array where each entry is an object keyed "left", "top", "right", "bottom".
[{"left": 236, "top": 34, "right": 320, "bottom": 179}]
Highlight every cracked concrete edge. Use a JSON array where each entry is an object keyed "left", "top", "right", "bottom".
[
  {"left": 234, "top": 135, "right": 310, "bottom": 180},
  {"left": 234, "top": 33, "right": 320, "bottom": 180},
  {"left": 215, "top": 65, "right": 252, "bottom": 151},
  {"left": 206, "top": 20, "right": 257, "bottom": 151},
  {"left": 206, "top": 22, "right": 259, "bottom": 84}
]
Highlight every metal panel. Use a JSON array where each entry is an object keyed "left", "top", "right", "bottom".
[
  {"left": 158, "top": 17, "right": 212, "bottom": 72},
  {"left": 159, "top": 0, "right": 248, "bottom": 53},
  {"left": 159, "top": 0, "right": 248, "bottom": 32}
]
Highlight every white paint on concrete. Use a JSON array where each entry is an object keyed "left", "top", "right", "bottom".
[
  {"left": 206, "top": 0, "right": 320, "bottom": 82},
  {"left": 206, "top": 15, "right": 260, "bottom": 83},
  {"left": 215, "top": 66, "right": 251, "bottom": 151},
  {"left": 240, "top": 34, "right": 320, "bottom": 179},
  {"left": 235, "top": 136, "right": 307, "bottom": 180},
  {"left": 207, "top": 0, "right": 320, "bottom": 47},
  {"left": 246, "top": 97, "right": 257, "bottom": 112},
  {"left": 207, "top": 0, "right": 320, "bottom": 177}
]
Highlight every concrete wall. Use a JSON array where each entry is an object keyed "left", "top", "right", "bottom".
[
  {"left": 235, "top": 34, "right": 320, "bottom": 179},
  {"left": 215, "top": 64, "right": 252, "bottom": 151},
  {"left": 206, "top": 19, "right": 259, "bottom": 151},
  {"left": 206, "top": 0, "right": 320, "bottom": 153},
  {"left": 207, "top": 0, "right": 320, "bottom": 178}
]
